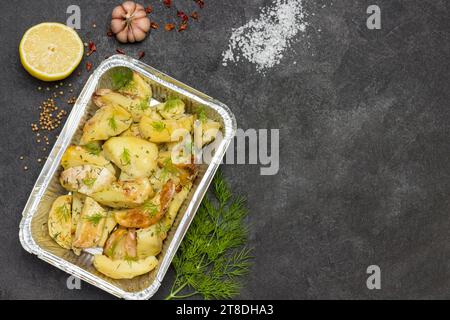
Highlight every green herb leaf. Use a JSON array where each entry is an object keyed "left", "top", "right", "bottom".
[
  {"left": 120, "top": 148, "right": 131, "bottom": 166},
  {"left": 56, "top": 204, "right": 70, "bottom": 222},
  {"left": 82, "top": 177, "right": 97, "bottom": 187},
  {"left": 152, "top": 121, "right": 166, "bottom": 132},
  {"left": 83, "top": 142, "right": 102, "bottom": 156},
  {"left": 197, "top": 109, "right": 208, "bottom": 123},
  {"left": 111, "top": 68, "right": 133, "bottom": 90},
  {"left": 143, "top": 201, "right": 159, "bottom": 218},
  {"left": 84, "top": 213, "right": 104, "bottom": 226},
  {"left": 108, "top": 115, "right": 118, "bottom": 131},
  {"left": 138, "top": 97, "right": 150, "bottom": 111},
  {"left": 166, "top": 170, "right": 252, "bottom": 300},
  {"left": 164, "top": 98, "right": 183, "bottom": 111}
]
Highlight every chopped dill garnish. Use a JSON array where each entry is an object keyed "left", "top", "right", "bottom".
[
  {"left": 164, "top": 98, "right": 183, "bottom": 111},
  {"left": 84, "top": 213, "right": 104, "bottom": 226},
  {"left": 161, "top": 158, "right": 179, "bottom": 180},
  {"left": 124, "top": 254, "right": 137, "bottom": 267},
  {"left": 166, "top": 170, "right": 252, "bottom": 300},
  {"left": 120, "top": 148, "right": 131, "bottom": 166},
  {"left": 138, "top": 97, "right": 150, "bottom": 111},
  {"left": 143, "top": 201, "right": 159, "bottom": 218},
  {"left": 83, "top": 142, "right": 101, "bottom": 156},
  {"left": 56, "top": 204, "right": 70, "bottom": 222},
  {"left": 108, "top": 115, "right": 118, "bottom": 131},
  {"left": 82, "top": 177, "right": 97, "bottom": 187},
  {"left": 197, "top": 108, "right": 208, "bottom": 123},
  {"left": 152, "top": 121, "right": 166, "bottom": 132},
  {"left": 111, "top": 68, "right": 133, "bottom": 90}
]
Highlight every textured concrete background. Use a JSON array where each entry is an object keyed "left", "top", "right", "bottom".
[{"left": 0, "top": 0, "right": 449, "bottom": 299}]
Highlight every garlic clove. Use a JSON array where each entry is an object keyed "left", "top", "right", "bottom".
[
  {"left": 122, "top": 1, "right": 137, "bottom": 15},
  {"left": 134, "top": 17, "right": 150, "bottom": 33},
  {"left": 112, "top": 5, "right": 127, "bottom": 19},
  {"left": 127, "top": 27, "right": 136, "bottom": 43},
  {"left": 111, "top": 19, "right": 126, "bottom": 34},
  {"left": 133, "top": 28, "right": 147, "bottom": 42},
  {"left": 116, "top": 28, "right": 129, "bottom": 43}
]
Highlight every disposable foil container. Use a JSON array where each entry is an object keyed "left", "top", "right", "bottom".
[{"left": 19, "top": 55, "right": 236, "bottom": 299}]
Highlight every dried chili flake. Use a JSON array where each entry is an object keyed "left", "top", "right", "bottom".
[
  {"left": 150, "top": 21, "right": 159, "bottom": 29},
  {"left": 145, "top": 5, "right": 153, "bottom": 14},
  {"left": 86, "top": 41, "right": 96, "bottom": 56},
  {"left": 177, "top": 10, "right": 189, "bottom": 22},
  {"left": 107, "top": 30, "right": 114, "bottom": 37},
  {"left": 195, "top": 0, "right": 205, "bottom": 9},
  {"left": 86, "top": 62, "right": 93, "bottom": 72},
  {"left": 163, "top": 0, "right": 171, "bottom": 8},
  {"left": 191, "top": 12, "right": 199, "bottom": 20},
  {"left": 116, "top": 48, "right": 125, "bottom": 54},
  {"left": 138, "top": 51, "right": 145, "bottom": 60},
  {"left": 165, "top": 23, "right": 175, "bottom": 31},
  {"left": 178, "top": 23, "right": 188, "bottom": 32}
]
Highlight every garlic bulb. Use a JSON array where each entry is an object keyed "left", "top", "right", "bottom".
[{"left": 111, "top": 1, "right": 151, "bottom": 43}]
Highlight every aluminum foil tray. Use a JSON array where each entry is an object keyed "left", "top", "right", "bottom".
[{"left": 19, "top": 54, "right": 236, "bottom": 299}]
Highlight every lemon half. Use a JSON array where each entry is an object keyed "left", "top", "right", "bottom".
[{"left": 19, "top": 23, "right": 84, "bottom": 81}]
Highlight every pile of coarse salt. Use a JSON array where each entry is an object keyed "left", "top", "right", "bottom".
[{"left": 222, "top": 0, "right": 308, "bottom": 74}]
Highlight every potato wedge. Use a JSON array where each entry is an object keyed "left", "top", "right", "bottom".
[
  {"left": 136, "top": 225, "right": 164, "bottom": 259},
  {"left": 71, "top": 192, "right": 84, "bottom": 235},
  {"left": 103, "top": 228, "right": 137, "bottom": 260},
  {"left": 114, "top": 180, "right": 176, "bottom": 229},
  {"left": 194, "top": 119, "right": 221, "bottom": 147},
  {"left": 61, "top": 145, "right": 116, "bottom": 175},
  {"left": 93, "top": 89, "right": 152, "bottom": 122},
  {"left": 60, "top": 165, "right": 116, "bottom": 195},
  {"left": 120, "top": 124, "right": 142, "bottom": 138},
  {"left": 72, "top": 197, "right": 107, "bottom": 248},
  {"left": 48, "top": 195, "right": 72, "bottom": 249},
  {"left": 80, "top": 105, "right": 132, "bottom": 145},
  {"left": 139, "top": 115, "right": 194, "bottom": 143},
  {"left": 156, "top": 98, "right": 185, "bottom": 120},
  {"left": 98, "top": 211, "right": 118, "bottom": 247},
  {"left": 93, "top": 255, "right": 158, "bottom": 280},
  {"left": 118, "top": 72, "right": 152, "bottom": 100},
  {"left": 102, "top": 137, "right": 158, "bottom": 179},
  {"left": 160, "top": 183, "right": 191, "bottom": 233},
  {"left": 91, "top": 178, "right": 154, "bottom": 208}
]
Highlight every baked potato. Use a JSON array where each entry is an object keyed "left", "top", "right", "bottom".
[
  {"left": 102, "top": 137, "right": 158, "bottom": 179},
  {"left": 138, "top": 115, "right": 194, "bottom": 143},
  {"left": 156, "top": 98, "right": 185, "bottom": 120},
  {"left": 136, "top": 224, "right": 164, "bottom": 259},
  {"left": 61, "top": 145, "right": 116, "bottom": 175},
  {"left": 80, "top": 105, "right": 132, "bottom": 145},
  {"left": 91, "top": 177, "right": 154, "bottom": 208},
  {"left": 60, "top": 165, "right": 116, "bottom": 195},
  {"left": 48, "top": 195, "right": 72, "bottom": 249},
  {"left": 98, "top": 211, "right": 118, "bottom": 247},
  {"left": 93, "top": 88, "right": 152, "bottom": 123},
  {"left": 114, "top": 180, "right": 176, "bottom": 229},
  {"left": 72, "top": 197, "right": 107, "bottom": 248},
  {"left": 93, "top": 255, "right": 158, "bottom": 280}
]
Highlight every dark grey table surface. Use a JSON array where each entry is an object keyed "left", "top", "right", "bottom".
[{"left": 1, "top": 0, "right": 449, "bottom": 299}]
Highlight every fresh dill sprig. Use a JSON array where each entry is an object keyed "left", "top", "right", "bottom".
[
  {"left": 108, "top": 115, "right": 118, "bottom": 131},
  {"left": 120, "top": 148, "right": 131, "bottom": 166},
  {"left": 138, "top": 97, "right": 150, "bottom": 111},
  {"left": 152, "top": 121, "right": 166, "bottom": 132},
  {"left": 83, "top": 142, "right": 102, "bottom": 156},
  {"left": 84, "top": 213, "right": 104, "bottom": 226},
  {"left": 82, "top": 177, "right": 97, "bottom": 187},
  {"left": 166, "top": 170, "right": 252, "bottom": 300},
  {"left": 56, "top": 204, "right": 70, "bottom": 222},
  {"left": 111, "top": 68, "right": 133, "bottom": 90},
  {"left": 143, "top": 201, "right": 159, "bottom": 218},
  {"left": 197, "top": 108, "right": 208, "bottom": 123}
]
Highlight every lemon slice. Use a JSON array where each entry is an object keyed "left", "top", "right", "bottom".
[{"left": 19, "top": 23, "right": 84, "bottom": 81}]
